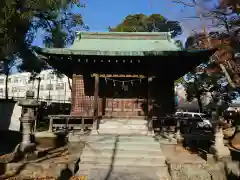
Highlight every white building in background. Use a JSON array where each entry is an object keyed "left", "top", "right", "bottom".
[
  {"left": 0, "top": 70, "right": 72, "bottom": 103},
  {"left": 175, "top": 84, "right": 187, "bottom": 103}
]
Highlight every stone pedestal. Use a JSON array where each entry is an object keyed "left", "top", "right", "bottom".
[
  {"left": 175, "top": 120, "right": 183, "bottom": 143},
  {"left": 210, "top": 128, "right": 230, "bottom": 160},
  {"left": 148, "top": 118, "right": 155, "bottom": 136}
]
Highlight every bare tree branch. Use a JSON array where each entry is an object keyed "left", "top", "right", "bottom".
[{"left": 172, "top": 0, "right": 195, "bottom": 7}]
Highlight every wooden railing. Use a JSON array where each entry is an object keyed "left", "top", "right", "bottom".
[{"left": 48, "top": 115, "right": 92, "bottom": 134}]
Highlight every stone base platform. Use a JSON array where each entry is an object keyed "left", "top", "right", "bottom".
[
  {"left": 77, "top": 164, "right": 170, "bottom": 180},
  {"left": 97, "top": 118, "right": 150, "bottom": 135}
]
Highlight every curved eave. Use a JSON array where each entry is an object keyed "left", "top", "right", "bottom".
[
  {"left": 34, "top": 46, "right": 216, "bottom": 57},
  {"left": 34, "top": 47, "right": 216, "bottom": 78}
]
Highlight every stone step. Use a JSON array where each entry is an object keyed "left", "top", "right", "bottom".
[
  {"left": 81, "top": 149, "right": 164, "bottom": 159},
  {"left": 76, "top": 164, "right": 170, "bottom": 180},
  {"left": 99, "top": 124, "right": 148, "bottom": 130},
  {"left": 84, "top": 142, "right": 161, "bottom": 151},
  {"left": 100, "top": 119, "right": 148, "bottom": 125},
  {"left": 98, "top": 128, "right": 148, "bottom": 135},
  {"left": 86, "top": 135, "right": 156, "bottom": 141},
  {"left": 86, "top": 137, "right": 158, "bottom": 144},
  {"left": 80, "top": 156, "right": 166, "bottom": 167}
]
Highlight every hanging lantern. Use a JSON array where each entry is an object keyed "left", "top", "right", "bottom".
[
  {"left": 113, "top": 80, "right": 116, "bottom": 86},
  {"left": 131, "top": 80, "right": 133, "bottom": 86}
]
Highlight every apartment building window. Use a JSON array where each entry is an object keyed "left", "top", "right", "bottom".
[
  {"left": 19, "top": 77, "right": 27, "bottom": 84},
  {"left": 46, "top": 74, "right": 54, "bottom": 80},
  {"left": 56, "top": 83, "right": 64, "bottom": 90},
  {"left": 46, "top": 84, "right": 53, "bottom": 90},
  {"left": 13, "top": 78, "right": 18, "bottom": 83},
  {"left": 19, "top": 87, "right": 25, "bottom": 92},
  {"left": 0, "top": 78, "right": 4, "bottom": 84},
  {"left": 45, "top": 95, "right": 52, "bottom": 100},
  {"left": 0, "top": 88, "right": 3, "bottom": 93},
  {"left": 12, "top": 87, "right": 18, "bottom": 93},
  {"left": 40, "top": 85, "right": 44, "bottom": 90}
]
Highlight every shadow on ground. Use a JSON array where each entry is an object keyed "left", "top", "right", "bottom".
[{"left": 0, "top": 130, "right": 22, "bottom": 156}]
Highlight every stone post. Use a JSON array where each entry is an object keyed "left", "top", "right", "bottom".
[
  {"left": 48, "top": 116, "right": 53, "bottom": 133},
  {"left": 210, "top": 126, "right": 230, "bottom": 160},
  {"left": 175, "top": 119, "right": 183, "bottom": 143},
  {"left": 19, "top": 90, "right": 40, "bottom": 152},
  {"left": 148, "top": 116, "right": 155, "bottom": 136}
]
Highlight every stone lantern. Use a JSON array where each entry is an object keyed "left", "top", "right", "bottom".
[{"left": 19, "top": 90, "right": 40, "bottom": 152}]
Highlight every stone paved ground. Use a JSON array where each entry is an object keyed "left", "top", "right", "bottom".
[
  {"left": 161, "top": 144, "right": 230, "bottom": 180},
  {"left": 1, "top": 136, "right": 240, "bottom": 180}
]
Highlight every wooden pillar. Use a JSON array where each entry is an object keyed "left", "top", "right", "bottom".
[
  {"left": 92, "top": 74, "right": 99, "bottom": 132},
  {"left": 147, "top": 76, "right": 154, "bottom": 136},
  {"left": 151, "top": 77, "right": 175, "bottom": 117}
]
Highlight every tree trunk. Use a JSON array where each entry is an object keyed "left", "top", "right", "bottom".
[
  {"left": 5, "top": 72, "right": 9, "bottom": 100},
  {"left": 67, "top": 77, "right": 72, "bottom": 91},
  {"left": 193, "top": 75, "right": 203, "bottom": 113},
  {"left": 196, "top": 94, "right": 203, "bottom": 113},
  {"left": 219, "top": 63, "right": 237, "bottom": 88}
]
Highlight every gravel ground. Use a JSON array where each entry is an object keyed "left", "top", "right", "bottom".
[{"left": 0, "top": 137, "right": 85, "bottom": 179}]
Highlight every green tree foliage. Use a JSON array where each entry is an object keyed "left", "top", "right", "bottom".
[
  {"left": 109, "top": 14, "right": 182, "bottom": 37},
  {"left": 183, "top": 62, "right": 236, "bottom": 113},
  {"left": 174, "top": 76, "right": 185, "bottom": 86},
  {"left": 0, "top": 0, "right": 86, "bottom": 74}
]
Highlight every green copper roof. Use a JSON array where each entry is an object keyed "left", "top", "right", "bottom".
[{"left": 37, "top": 32, "right": 182, "bottom": 56}]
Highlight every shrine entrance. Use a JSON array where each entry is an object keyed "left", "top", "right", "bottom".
[
  {"left": 98, "top": 74, "right": 148, "bottom": 118},
  {"left": 36, "top": 31, "right": 216, "bottom": 133}
]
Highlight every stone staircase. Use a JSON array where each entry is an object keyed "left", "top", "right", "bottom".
[
  {"left": 76, "top": 135, "right": 170, "bottom": 180},
  {"left": 97, "top": 118, "right": 149, "bottom": 135}
]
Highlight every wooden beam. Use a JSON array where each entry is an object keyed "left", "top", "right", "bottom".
[
  {"left": 92, "top": 74, "right": 100, "bottom": 131},
  {"left": 91, "top": 73, "right": 146, "bottom": 78}
]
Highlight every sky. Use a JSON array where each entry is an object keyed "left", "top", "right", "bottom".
[{"left": 32, "top": 0, "right": 202, "bottom": 47}]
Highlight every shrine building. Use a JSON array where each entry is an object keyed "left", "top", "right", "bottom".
[{"left": 35, "top": 32, "right": 215, "bottom": 135}]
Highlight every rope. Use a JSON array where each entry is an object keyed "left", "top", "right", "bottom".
[{"left": 105, "top": 77, "right": 144, "bottom": 83}]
